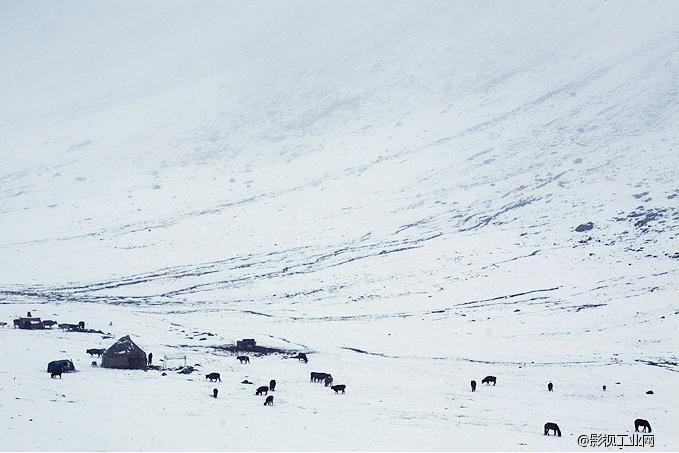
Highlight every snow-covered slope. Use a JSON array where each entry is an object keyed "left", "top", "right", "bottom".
[{"left": 1, "top": 1, "right": 678, "bottom": 450}]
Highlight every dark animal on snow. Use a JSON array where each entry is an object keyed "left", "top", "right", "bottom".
[
  {"left": 482, "top": 376, "right": 496, "bottom": 385},
  {"left": 310, "top": 372, "right": 330, "bottom": 382},
  {"left": 51, "top": 369, "right": 62, "bottom": 379},
  {"left": 635, "top": 419, "right": 651, "bottom": 433},
  {"left": 256, "top": 386, "right": 269, "bottom": 396},
  {"left": 41, "top": 320, "right": 57, "bottom": 328},
  {"left": 213, "top": 388, "right": 218, "bottom": 398},
  {"left": 544, "top": 422, "right": 561, "bottom": 436},
  {"left": 91, "top": 361, "right": 97, "bottom": 367},
  {"left": 331, "top": 384, "right": 346, "bottom": 394},
  {"left": 264, "top": 395, "right": 274, "bottom": 406},
  {"left": 471, "top": 380, "right": 476, "bottom": 392},
  {"left": 206, "top": 372, "right": 221, "bottom": 382},
  {"left": 603, "top": 385, "right": 607, "bottom": 391},
  {"left": 269, "top": 379, "right": 276, "bottom": 391},
  {"left": 78, "top": 321, "right": 85, "bottom": 329},
  {"left": 324, "top": 375, "right": 334, "bottom": 387},
  {"left": 86, "top": 348, "right": 105, "bottom": 357},
  {"left": 13, "top": 319, "right": 21, "bottom": 328},
  {"left": 237, "top": 355, "right": 250, "bottom": 364},
  {"left": 0, "top": 322, "right": 6, "bottom": 327},
  {"left": 548, "top": 382, "right": 553, "bottom": 392},
  {"left": 242, "top": 380, "right": 253, "bottom": 384},
  {"left": 297, "top": 352, "right": 308, "bottom": 363},
  {"left": 646, "top": 390, "right": 654, "bottom": 395}
]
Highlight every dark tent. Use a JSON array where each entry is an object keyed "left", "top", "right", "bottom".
[
  {"left": 47, "top": 359, "right": 75, "bottom": 373},
  {"left": 101, "top": 335, "right": 147, "bottom": 370}
]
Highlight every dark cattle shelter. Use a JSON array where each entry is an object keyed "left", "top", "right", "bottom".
[
  {"left": 47, "top": 359, "right": 75, "bottom": 373},
  {"left": 101, "top": 335, "right": 147, "bottom": 370},
  {"left": 15, "top": 317, "right": 44, "bottom": 329},
  {"left": 236, "top": 338, "right": 256, "bottom": 350}
]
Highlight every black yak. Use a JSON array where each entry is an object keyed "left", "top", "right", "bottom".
[
  {"left": 256, "top": 386, "right": 269, "bottom": 396},
  {"left": 544, "top": 422, "right": 561, "bottom": 436},
  {"left": 237, "top": 355, "right": 250, "bottom": 364},
  {"left": 310, "top": 372, "right": 330, "bottom": 382},
  {"left": 264, "top": 395, "right": 274, "bottom": 406},
  {"left": 331, "top": 384, "right": 346, "bottom": 394},
  {"left": 206, "top": 372, "right": 221, "bottom": 382},
  {"left": 481, "top": 376, "right": 496, "bottom": 385},
  {"left": 635, "top": 419, "right": 651, "bottom": 433}
]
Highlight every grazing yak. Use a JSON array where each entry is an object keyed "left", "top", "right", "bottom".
[
  {"left": 471, "top": 380, "right": 476, "bottom": 392},
  {"left": 310, "top": 372, "right": 331, "bottom": 382},
  {"left": 256, "top": 386, "right": 269, "bottom": 396},
  {"left": 264, "top": 395, "right": 274, "bottom": 406},
  {"left": 205, "top": 372, "right": 221, "bottom": 382},
  {"left": 297, "top": 353, "right": 308, "bottom": 363},
  {"left": 482, "top": 376, "right": 496, "bottom": 386},
  {"left": 331, "top": 384, "right": 346, "bottom": 394},
  {"left": 548, "top": 382, "right": 553, "bottom": 392},
  {"left": 237, "top": 355, "right": 250, "bottom": 364},
  {"left": 324, "top": 375, "right": 333, "bottom": 387},
  {"left": 635, "top": 419, "right": 652, "bottom": 433},
  {"left": 269, "top": 379, "right": 276, "bottom": 391},
  {"left": 51, "top": 369, "right": 62, "bottom": 379},
  {"left": 544, "top": 422, "right": 561, "bottom": 436},
  {"left": 41, "top": 320, "right": 57, "bottom": 328},
  {"left": 86, "top": 348, "right": 106, "bottom": 357}
]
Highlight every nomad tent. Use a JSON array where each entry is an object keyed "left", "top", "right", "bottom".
[{"left": 101, "top": 335, "right": 147, "bottom": 370}]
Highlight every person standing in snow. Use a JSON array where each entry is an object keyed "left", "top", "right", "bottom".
[{"left": 148, "top": 352, "right": 153, "bottom": 366}]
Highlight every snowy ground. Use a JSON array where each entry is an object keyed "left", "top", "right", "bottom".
[{"left": 1, "top": 0, "right": 678, "bottom": 451}]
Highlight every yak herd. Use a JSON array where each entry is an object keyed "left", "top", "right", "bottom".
[
  {"left": 204, "top": 352, "right": 346, "bottom": 407},
  {"left": 470, "top": 375, "right": 653, "bottom": 437}
]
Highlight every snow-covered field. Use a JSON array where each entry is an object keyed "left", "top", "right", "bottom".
[{"left": 1, "top": 0, "right": 678, "bottom": 450}]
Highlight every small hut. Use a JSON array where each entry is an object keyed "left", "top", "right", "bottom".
[
  {"left": 101, "top": 335, "right": 147, "bottom": 370},
  {"left": 14, "top": 317, "right": 44, "bottom": 329},
  {"left": 236, "top": 338, "right": 256, "bottom": 351}
]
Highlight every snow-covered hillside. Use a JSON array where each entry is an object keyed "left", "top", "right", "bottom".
[{"left": 1, "top": 1, "right": 678, "bottom": 450}]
